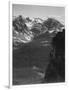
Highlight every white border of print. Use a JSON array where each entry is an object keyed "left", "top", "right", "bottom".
[
  {"left": 9, "top": 1, "right": 12, "bottom": 88},
  {"left": 9, "top": 0, "right": 68, "bottom": 89}
]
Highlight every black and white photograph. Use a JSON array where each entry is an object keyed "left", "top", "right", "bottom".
[{"left": 12, "top": 4, "right": 65, "bottom": 85}]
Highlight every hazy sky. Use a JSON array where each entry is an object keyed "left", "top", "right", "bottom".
[{"left": 12, "top": 4, "right": 65, "bottom": 22}]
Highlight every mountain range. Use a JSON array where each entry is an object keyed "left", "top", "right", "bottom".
[{"left": 13, "top": 15, "right": 65, "bottom": 49}]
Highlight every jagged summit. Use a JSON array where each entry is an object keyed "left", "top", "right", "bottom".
[{"left": 33, "top": 18, "right": 44, "bottom": 23}]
